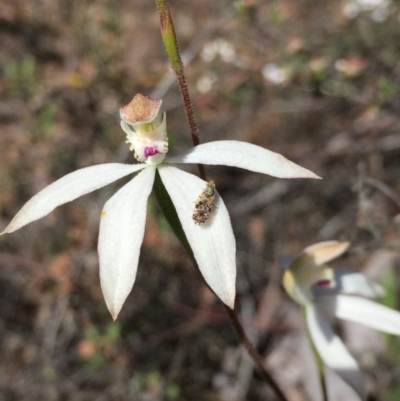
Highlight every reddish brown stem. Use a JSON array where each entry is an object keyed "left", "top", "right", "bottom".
[
  {"left": 225, "top": 306, "right": 289, "bottom": 401},
  {"left": 176, "top": 72, "right": 200, "bottom": 147},
  {"left": 155, "top": 1, "right": 288, "bottom": 399},
  {"left": 155, "top": 1, "right": 202, "bottom": 177}
]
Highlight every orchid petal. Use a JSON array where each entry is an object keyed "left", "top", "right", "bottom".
[
  {"left": 286, "top": 241, "right": 351, "bottom": 305},
  {"left": 2, "top": 164, "right": 146, "bottom": 234},
  {"left": 302, "top": 241, "right": 350, "bottom": 266},
  {"left": 98, "top": 167, "right": 155, "bottom": 320},
  {"left": 158, "top": 165, "right": 236, "bottom": 308},
  {"left": 284, "top": 264, "right": 334, "bottom": 306},
  {"left": 168, "top": 140, "right": 320, "bottom": 179},
  {"left": 306, "top": 305, "right": 365, "bottom": 400},
  {"left": 319, "top": 294, "right": 400, "bottom": 335},
  {"left": 335, "top": 270, "right": 385, "bottom": 298}
]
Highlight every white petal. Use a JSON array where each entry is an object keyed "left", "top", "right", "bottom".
[
  {"left": 168, "top": 140, "right": 320, "bottom": 179},
  {"left": 335, "top": 270, "right": 385, "bottom": 298},
  {"left": 2, "top": 164, "right": 146, "bottom": 234},
  {"left": 306, "top": 305, "right": 365, "bottom": 400},
  {"left": 98, "top": 167, "right": 155, "bottom": 320},
  {"left": 320, "top": 294, "right": 400, "bottom": 335},
  {"left": 158, "top": 165, "right": 236, "bottom": 308}
]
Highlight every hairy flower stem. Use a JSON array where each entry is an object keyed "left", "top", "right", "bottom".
[
  {"left": 154, "top": 4, "right": 288, "bottom": 399},
  {"left": 154, "top": 0, "right": 206, "bottom": 179}
]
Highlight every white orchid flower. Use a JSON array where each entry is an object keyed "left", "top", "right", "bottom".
[
  {"left": 283, "top": 241, "right": 400, "bottom": 400},
  {"left": 1, "top": 94, "right": 319, "bottom": 320}
]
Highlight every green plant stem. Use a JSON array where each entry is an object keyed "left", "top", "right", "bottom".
[
  {"left": 304, "top": 307, "right": 329, "bottom": 401},
  {"left": 319, "top": 361, "right": 328, "bottom": 401},
  {"left": 315, "top": 348, "right": 328, "bottom": 401},
  {"left": 154, "top": 0, "right": 205, "bottom": 180}
]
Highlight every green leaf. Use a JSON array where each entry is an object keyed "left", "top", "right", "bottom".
[{"left": 155, "top": 0, "right": 183, "bottom": 73}]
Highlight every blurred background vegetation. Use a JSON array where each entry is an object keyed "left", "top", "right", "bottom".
[{"left": 0, "top": 0, "right": 400, "bottom": 400}]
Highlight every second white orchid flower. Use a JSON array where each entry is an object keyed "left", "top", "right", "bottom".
[
  {"left": 283, "top": 241, "right": 400, "bottom": 400},
  {"left": 2, "top": 94, "right": 319, "bottom": 319}
]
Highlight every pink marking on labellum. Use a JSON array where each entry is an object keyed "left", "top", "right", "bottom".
[
  {"left": 316, "top": 279, "right": 332, "bottom": 288},
  {"left": 144, "top": 146, "right": 160, "bottom": 158}
]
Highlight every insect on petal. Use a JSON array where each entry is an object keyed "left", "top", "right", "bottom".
[{"left": 158, "top": 165, "right": 236, "bottom": 308}]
